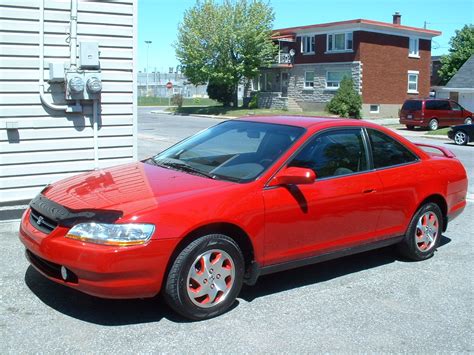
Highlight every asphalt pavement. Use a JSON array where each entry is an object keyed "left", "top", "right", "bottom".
[{"left": 1, "top": 107, "right": 473, "bottom": 353}]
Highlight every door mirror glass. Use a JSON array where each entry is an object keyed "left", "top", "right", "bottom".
[{"left": 268, "top": 167, "right": 315, "bottom": 187}]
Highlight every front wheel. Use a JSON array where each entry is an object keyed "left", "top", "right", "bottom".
[
  {"left": 464, "top": 117, "right": 472, "bottom": 125},
  {"left": 428, "top": 119, "right": 439, "bottom": 131},
  {"left": 454, "top": 130, "right": 468, "bottom": 145},
  {"left": 164, "top": 234, "right": 244, "bottom": 320},
  {"left": 398, "top": 203, "right": 443, "bottom": 261}
]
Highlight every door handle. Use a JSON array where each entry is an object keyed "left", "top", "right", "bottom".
[{"left": 362, "top": 188, "right": 376, "bottom": 194}]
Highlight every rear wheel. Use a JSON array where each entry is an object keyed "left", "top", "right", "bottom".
[
  {"left": 164, "top": 234, "right": 244, "bottom": 320},
  {"left": 406, "top": 125, "right": 415, "bottom": 130},
  {"left": 428, "top": 119, "right": 439, "bottom": 131},
  {"left": 464, "top": 117, "right": 472, "bottom": 125},
  {"left": 454, "top": 130, "right": 468, "bottom": 145},
  {"left": 398, "top": 203, "right": 443, "bottom": 261}
]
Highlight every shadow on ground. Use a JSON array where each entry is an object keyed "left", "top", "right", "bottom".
[{"left": 25, "top": 236, "right": 451, "bottom": 325}]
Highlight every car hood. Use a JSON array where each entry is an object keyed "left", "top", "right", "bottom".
[{"left": 43, "top": 162, "right": 235, "bottom": 218}]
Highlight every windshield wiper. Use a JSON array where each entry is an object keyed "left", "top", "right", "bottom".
[{"left": 153, "top": 158, "right": 216, "bottom": 179}]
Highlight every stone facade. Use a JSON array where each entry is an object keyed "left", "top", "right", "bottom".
[
  {"left": 288, "top": 62, "right": 361, "bottom": 111},
  {"left": 257, "top": 92, "right": 288, "bottom": 110}
]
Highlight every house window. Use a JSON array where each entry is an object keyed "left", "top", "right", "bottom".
[
  {"left": 409, "top": 38, "right": 419, "bottom": 57},
  {"left": 407, "top": 71, "right": 419, "bottom": 93},
  {"left": 370, "top": 105, "right": 380, "bottom": 113},
  {"left": 304, "top": 71, "right": 315, "bottom": 88},
  {"left": 327, "top": 32, "right": 353, "bottom": 52},
  {"left": 301, "top": 36, "right": 315, "bottom": 54},
  {"left": 326, "top": 70, "right": 351, "bottom": 89}
]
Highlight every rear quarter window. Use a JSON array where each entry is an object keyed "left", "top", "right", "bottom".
[
  {"left": 402, "top": 100, "right": 422, "bottom": 111},
  {"left": 367, "top": 129, "right": 418, "bottom": 169}
]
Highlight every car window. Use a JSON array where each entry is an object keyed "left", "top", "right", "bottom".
[
  {"left": 439, "top": 100, "right": 451, "bottom": 110},
  {"left": 402, "top": 100, "right": 422, "bottom": 111},
  {"left": 289, "top": 128, "right": 368, "bottom": 179},
  {"left": 153, "top": 121, "right": 304, "bottom": 183},
  {"left": 367, "top": 129, "right": 418, "bottom": 169},
  {"left": 450, "top": 102, "right": 462, "bottom": 111}
]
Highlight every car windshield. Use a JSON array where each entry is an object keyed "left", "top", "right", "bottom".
[{"left": 149, "top": 120, "right": 305, "bottom": 183}]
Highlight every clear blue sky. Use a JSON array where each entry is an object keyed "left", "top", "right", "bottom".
[{"left": 138, "top": 0, "right": 474, "bottom": 73}]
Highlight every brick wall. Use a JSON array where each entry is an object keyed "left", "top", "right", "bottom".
[{"left": 358, "top": 31, "right": 431, "bottom": 104}]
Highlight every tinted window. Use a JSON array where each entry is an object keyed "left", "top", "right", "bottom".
[
  {"left": 367, "top": 129, "right": 418, "bottom": 168},
  {"left": 402, "top": 100, "right": 422, "bottom": 111},
  {"left": 289, "top": 128, "right": 368, "bottom": 179},
  {"left": 425, "top": 100, "right": 450, "bottom": 110},
  {"left": 450, "top": 101, "right": 462, "bottom": 111},
  {"left": 153, "top": 121, "right": 304, "bottom": 182}
]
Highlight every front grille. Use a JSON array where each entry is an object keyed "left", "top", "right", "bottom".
[
  {"left": 29, "top": 207, "right": 58, "bottom": 234},
  {"left": 26, "top": 250, "right": 78, "bottom": 284}
]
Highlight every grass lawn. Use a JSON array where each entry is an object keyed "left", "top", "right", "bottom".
[
  {"left": 138, "top": 97, "right": 221, "bottom": 106},
  {"left": 170, "top": 105, "right": 331, "bottom": 118},
  {"left": 426, "top": 127, "right": 450, "bottom": 136}
]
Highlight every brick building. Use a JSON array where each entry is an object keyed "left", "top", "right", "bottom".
[{"left": 256, "top": 13, "right": 441, "bottom": 117}]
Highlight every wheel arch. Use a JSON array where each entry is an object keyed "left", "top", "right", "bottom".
[
  {"left": 163, "top": 222, "right": 255, "bottom": 288},
  {"left": 416, "top": 194, "right": 448, "bottom": 232}
]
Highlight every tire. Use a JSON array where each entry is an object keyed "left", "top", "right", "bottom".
[
  {"left": 397, "top": 203, "right": 443, "bottom": 261},
  {"left": 164, "top": 234, "right": 244, "bottom": 320},
  {"left": 453, "top": 130, "right": 469, "bottom": 145},
  {"left": 464, "top": 117, "right": 472, "bottom": 125},
  {"left": 406, "top": 125, "right": 415, "bottom": 130},
  {"left": 428, "top": 118, "right": 439, "bottom": 131}
]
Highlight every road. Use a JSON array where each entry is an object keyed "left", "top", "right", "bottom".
[{"left": 1, "top": 107, "right": 472, "bottom": 353}]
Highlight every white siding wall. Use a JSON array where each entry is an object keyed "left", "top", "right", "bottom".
[{"left": 0, "top": 0, "right": 137, "bottom": 202}]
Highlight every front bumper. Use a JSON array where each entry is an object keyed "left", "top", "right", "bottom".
[{"left": 19, "top": 209, "right": 178, "bottom": 299}]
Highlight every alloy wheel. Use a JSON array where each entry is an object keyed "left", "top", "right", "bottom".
[
  {"left": 415, "top": 211, "right": 439, "bottom": 252},
  {"left": 429, "top": 119, "right": 439, "bottom": 131},
  {"left": 186, "top": 249, "right": 235, "bottom": 308},
  {"left": 454, "top": 131, "right": 468, "bottom": 145}
]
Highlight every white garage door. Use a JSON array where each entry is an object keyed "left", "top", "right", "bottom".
[{"left": 459, "top": 92, "right": 474, "bottom": 112}]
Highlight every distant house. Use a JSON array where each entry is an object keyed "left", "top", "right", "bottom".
[
  {"left": 441, "top": 55, "right": 474, "bottom": 111},
  {"left": 256, "top": 13, "right": 441, "bottom": 117}
]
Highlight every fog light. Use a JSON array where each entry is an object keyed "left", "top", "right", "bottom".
[
  {"left": 61, "top": 266, "right": 68, "bottom": 281},
  {"left": 86, "top": 77, "right": 102, "bottom": 93},
  {"left": 68, "top": 76, "right": 84, "bottom": 94}
]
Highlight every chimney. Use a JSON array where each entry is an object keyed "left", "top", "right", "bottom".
[{"left": 393, "top": 12, "right": 401, "bottom": 25}]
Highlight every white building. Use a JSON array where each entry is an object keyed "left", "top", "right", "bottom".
[{"left": 0, "top": 0, "right": 137, "bottom": 202}]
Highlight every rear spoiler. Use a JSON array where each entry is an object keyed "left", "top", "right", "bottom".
[{"left": 415, "top": 143, "right": 455, "bottom": 158}]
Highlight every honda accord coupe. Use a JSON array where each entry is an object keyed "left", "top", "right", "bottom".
[{"left": 19, "top": 116, "right": 468, "bottom": 320}]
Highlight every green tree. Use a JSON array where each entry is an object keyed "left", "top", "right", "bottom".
[
  {"left": 438, "top": 24, "right": 474, "bottom": 84},
  {"left": 326, "top": 77, "right": 362, "bottom": 118},
  {"left": 175, "top": 0, "right": 277, "bottom": 107}
]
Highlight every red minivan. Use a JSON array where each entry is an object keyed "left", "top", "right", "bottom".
[{"left": 400, "top": 99, "right": 473, "bottom": 131}]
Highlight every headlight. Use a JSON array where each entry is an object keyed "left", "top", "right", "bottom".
[{"left": 66, "top": 223, "right": 155, "bottom": 246}]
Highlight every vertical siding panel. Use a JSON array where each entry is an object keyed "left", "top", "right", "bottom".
[{"left": 0, "top": 0, "right": 136, "bottom": 202}]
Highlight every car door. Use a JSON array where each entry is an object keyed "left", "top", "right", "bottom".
[
  {"left": 449, "top": 101, "right": 464, "bottom": 125},
  {"left": 366, "top": 129, "right": 423, "bottom": 237},
  {"left": 262, "top": 128, "right": 384, "bottom": 266},
  {"left": 438, "top": 100, "right": 453, "bottom": 126}
]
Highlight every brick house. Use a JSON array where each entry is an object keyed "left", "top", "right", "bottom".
[{"left": 256, "top": 13, "right": 441, "bottom": 117}]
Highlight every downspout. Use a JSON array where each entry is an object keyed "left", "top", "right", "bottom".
[
  {"left": 92, "top": 99, "right": 100, "bottom": 169},
  {"left": 39, "top": 0, "right": 81, "bottom": 112},
  {"left": 39, "top": 0, "right": 67, "bottom": 111}
]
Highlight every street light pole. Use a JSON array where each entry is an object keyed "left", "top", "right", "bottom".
[{"left": 145, "top": 40, "right": 152, "bottom": 96}]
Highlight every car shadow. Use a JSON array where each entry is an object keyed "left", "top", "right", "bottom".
[
  {"left": 240, "top": 235, "right": 451, "bottom": 302},
  {"left": 24, "top": 236, "right": 451, "bottom": 324}
]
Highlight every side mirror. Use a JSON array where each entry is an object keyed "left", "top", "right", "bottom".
[{"left": 267, "top": 167, "right": 316, "bottom": 187}]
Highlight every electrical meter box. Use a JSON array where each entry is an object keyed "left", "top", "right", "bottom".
[
  {"left": 79, "top": 41, "right": 100, "bottom": 69},
  {"left": 48, "top": 62, "right": 65, "bottom": 82},
  {"left": 65, "top": 71, "right": 102, "bottom": 101}
]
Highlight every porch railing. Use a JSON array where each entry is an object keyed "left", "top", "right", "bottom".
[{"left": 274, "top": 52, "right": 292, "bottom": 64}]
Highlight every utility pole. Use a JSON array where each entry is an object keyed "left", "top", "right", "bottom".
[{"left": 145, "top": 40, "right": 152, "bottom": 96}]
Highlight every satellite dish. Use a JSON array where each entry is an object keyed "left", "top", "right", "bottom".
[
  {"left": 289, "top": 49, "right": 296, "bottom": 57},
  {"left": 432, "top": 40, "right": 441, "bottom": 50}
]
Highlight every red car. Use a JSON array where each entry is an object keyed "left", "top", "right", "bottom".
[
  {"left": 399, "top": 99, "right": 473, "bottom": 131},
  {"left": 19, "top": 117, "right": 468, "bottom": 320}
]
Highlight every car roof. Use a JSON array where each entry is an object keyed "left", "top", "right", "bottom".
[{"left": 237, "top": 115, "right": 375, "bottom": 129}]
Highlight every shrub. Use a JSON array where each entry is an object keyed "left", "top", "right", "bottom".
[
  {"left": 326, "top": 77, "right": 362, "bottom": 118},
  {"left": 171, "top": 93, "right": 184, "bottom": 107},
  {"left": 248, "top": 93, "right": 259, "bottom": 109},
  {"left": 207, "top": 80, "right": 234, "bottom": 106}
]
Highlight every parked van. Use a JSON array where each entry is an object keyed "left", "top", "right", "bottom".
[{"left": 399, "top": 99, "right": 473, "bottom": 130}]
